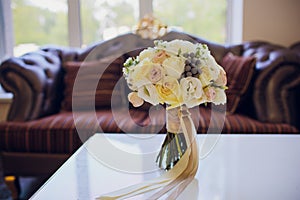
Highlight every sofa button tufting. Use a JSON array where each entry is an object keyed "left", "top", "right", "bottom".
[
  {"left": 44, "top": 56, "right": 54, "bottom": 64},
  {"left": 258, "top": 54, "right": 269, "bottom": 62},
  {"left": 23, "top": 58, "right": 35, "bottom": 65},
  {"left": 44, "top": 68, "right": 52, "bottom": 78}
]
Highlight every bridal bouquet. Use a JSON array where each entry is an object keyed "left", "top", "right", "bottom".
[
  {"left": 124, "top": 39, "right": 227, "bottom": 169},
  {"left": 97, "top": 40, "right": 226, "bottom": 199},
  {"left": 123, "top": 39, "right": 227, "bottom": 109}
]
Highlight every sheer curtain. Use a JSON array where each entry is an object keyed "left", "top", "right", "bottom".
[
  {"left": 0, "top": 2, "right": 6, "bottom": 62},
  {"left": 0, "top": 1, "right": 13, "bottom": 93},
  {"left": 0, "top": 0, "right": 13, "bottom": 63},
  {"left": 0, "top": 2, "right": 5, "bottom": 92}
]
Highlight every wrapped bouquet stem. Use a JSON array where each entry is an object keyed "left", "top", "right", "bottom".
[
  {"left": 156, "top": 105, "right": 188, "bottom": 170},
  {"left": 97, "top": 39, "right": 227, "bottom": 199}
]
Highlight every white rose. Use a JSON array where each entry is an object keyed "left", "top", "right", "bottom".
[
  {"left": 199, "top": 67, "right": 213, "bottom": 86},
  {"left": 137, "top": 84, "right": 161, "bottom": 105},
  {"left": 155, "top": 40, "right": 197, "bottom": 56},
  {"left": 206, "top": 55, "right": 221, "bottom": 80},
  {"left": 128, "top": 59, "right": 154, "bottom": 88},
  {"left": 180, "top": 77, "right": 204, "bottom": 108},
  {"left": 167, "top": 40, "right": 197, "bottom": 55},
  {"left": 212, "top": 88, "right": 227, "bottom": 105},
  {"left": 139, "top": 48, "right": 157, "bottom": 61},
  {"left": 162, "top": 55, "right": 185, "bottom": 79}
]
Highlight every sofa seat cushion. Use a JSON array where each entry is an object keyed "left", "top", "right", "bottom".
[
  {"left": 196, "top": 107, "right": 298, "bottom": 133},
  {"left": 0, "top": 109, "right": 165, "bottom": 154},
  {"left": 0, "top": 108, "right": 298, "bottom": 154}
]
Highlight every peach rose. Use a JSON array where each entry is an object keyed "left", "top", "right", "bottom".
[
  {"left": 128, "top": 92, "right": 144, "bottom": 107},
  {"left": 152, "top": 50, "right": 169, "bottom": 64},
  {"left": 147, "top": 64, "right": 164, "bottom": 84},
  {"left": 215, "top": 68, "right": 227, "bottom": 86},
  {"left": 204, "top": 87, "right": 216, "bottom": 102}
]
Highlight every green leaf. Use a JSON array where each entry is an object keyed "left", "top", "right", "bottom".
[{"left": 177, "top": 48, "right": 182, "bottom": 56}]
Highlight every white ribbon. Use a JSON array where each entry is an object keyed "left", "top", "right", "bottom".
[{"left": 96, "top": 107, "right": 198, "bottom": 200}]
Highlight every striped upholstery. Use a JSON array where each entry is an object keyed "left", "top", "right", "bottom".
[
  {"left": 61, "top": 56, "right": 125, "bottom": 111},
  {"left": 0, "top": 107, "right": 298, "bottom": 154},
  {"left": 195, "top": 107, "right": 298, "bottom": 133},
  {"left": 221, "top": 53, "right": 256, "bottom": 114}
]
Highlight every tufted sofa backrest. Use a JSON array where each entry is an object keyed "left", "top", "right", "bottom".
[{"left": 1, "top": 31, "right": 299, "bottom": 125}]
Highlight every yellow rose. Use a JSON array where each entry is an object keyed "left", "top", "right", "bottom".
[{"left": 156, "top": 76, "right": 182, "bottom": 107}]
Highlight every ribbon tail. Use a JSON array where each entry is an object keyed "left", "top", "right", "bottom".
[
  {"left": 96, "top": 147, "right": 191, "bottom": 199},
  {"left": 96, "top": 107, "right": 199, "bottom": 200},
  {"left": 96, "top": 179, "right": 169, "bottom": 200}
]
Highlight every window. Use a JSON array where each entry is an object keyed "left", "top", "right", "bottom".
[
  {"left": 11, "top": 0, "right": 68, "bottom": 56},
  {"left": 1, "top": 0, "right": 243, "bottom": 58},
  {"left": 153, "top": 0, "right": 227, "bottom": 43},
  {"left": 80, "top": 0, "right": 138, "bottom": 46}
]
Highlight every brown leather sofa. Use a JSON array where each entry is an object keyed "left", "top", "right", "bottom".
[{"left": 0, "top": 31, "right": 299, "bottom": 181}]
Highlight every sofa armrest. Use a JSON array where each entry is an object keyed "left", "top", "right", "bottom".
[
  {"left": 281, "top": 75, "right": 300, "bottom": 128},
  {"left": 0, "top": 50, "right": 63, "bottom": 121},
  {"left": 253, "top": 49, "right": 300, "bottom": 126}
]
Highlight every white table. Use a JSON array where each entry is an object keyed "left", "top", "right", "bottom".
[{"left": 30, "top": 134, "right": 300, "bottom": 200}]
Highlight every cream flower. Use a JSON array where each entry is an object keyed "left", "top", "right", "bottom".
[
  {"left": 139, "top": 48, "right": 157, "bottom": 61},
  {"left": 128, "top": 92, "right": 144, "bottom": 107},
  {"left": 180, "top": 77, "right": 204, "bottom": 107},
  {"left": 162, "top": 55, "right": 185, "bottom": 79},
  {"left": 128, "top": 59, "right": 163, "bottom": 89},
  {"left": 124, "top": 39, "right": 227, "bottom": 108},
  {"left": 206, "top": 55, "right": 221, "bottom": 80},
  {"left": 156, "top": 39, "right": 197, "bottom": 55},
  {"left": 212, "top": 88, "right": 227, "bottom": 105},
  {"left": 198, "top": 66, "right": 213, "bottom": 86},
  {"left": 137, "top": 84, "right": 161, "bottom": 106}
]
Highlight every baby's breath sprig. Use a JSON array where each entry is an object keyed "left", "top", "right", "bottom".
[
  {"left": 154, "top": 40, "right": 167, "bottom": 48},
  {"left": 203, "top": 80, "right": 228, "bottom": 90},
  {"left": 123, "top": 57, "right": 140, "bottom": 74},
  {"left": 177, "top": 48, "right": 182, "bottom": 57}
]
